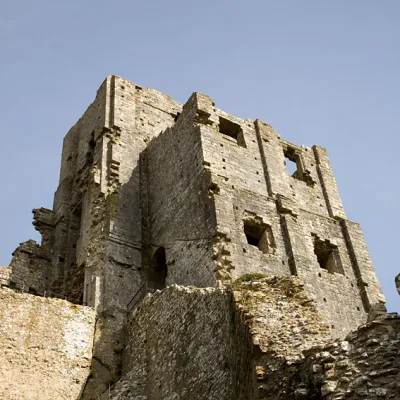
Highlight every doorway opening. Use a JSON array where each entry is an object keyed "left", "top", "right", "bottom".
[{"left": 151, "top": 247, "right": 168, "bottom": 289}]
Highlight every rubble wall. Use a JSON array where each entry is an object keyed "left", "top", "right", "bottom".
[
  {"left": 102, "top": 277, "right": 397, "bottom": 400},
  {"left": 0, "top": 288, "right": 96, "bottom": 400},
  {"left": 232, "top": 275, "right": 333, "bottom": 399},
  {"left": 8, "top": 240, "right": 51, "bottom": 295},
  {"left": 285, "top": 314, "right": 400, "bottom": 399},
  {"left": 101, "top": 276, "right": 334, "bottom": 400}
]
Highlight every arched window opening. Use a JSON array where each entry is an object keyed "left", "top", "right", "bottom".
[{"left": 151, "top": 247, "right": 168, "bottom": 290}]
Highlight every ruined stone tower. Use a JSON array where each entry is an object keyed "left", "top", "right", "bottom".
[{"left": 2, "top": 76, "right": 393, "bottom": 400}]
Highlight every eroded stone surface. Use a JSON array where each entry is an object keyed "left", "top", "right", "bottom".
[
  {"left": 104, "top": 285, "right": 234, "bottom": 400},
  {"left": 102, "top": 278, "right": 333, "bottom": 400},
  {"left": 99, "top": 277, "right": 399, "bottom": 400},
  {"left": 233, "top": 276, "right": 332, "bottom": 359},
  {"left": 0, "top": 266, "right": 10, "bottom": 286},
  {"left": 285, "top": 314, "right": 400, "bottom": 399},
  {"left": 0, "top": 288, "right": 95, "bottom": 400}
]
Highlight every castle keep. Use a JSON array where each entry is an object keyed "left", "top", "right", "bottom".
[{"left": 1, "top": 76, "right": 397, "bottom": 400}]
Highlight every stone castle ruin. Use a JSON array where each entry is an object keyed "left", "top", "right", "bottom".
[{"left": 0, "top": 76, "right": 398, "bottom": 400}]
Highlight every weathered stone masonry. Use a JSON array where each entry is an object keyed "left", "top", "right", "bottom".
[
  {"left": 1, "top": 76, "right": 391, "bottom": 399},
  {"left": 0, "top": 288, "right": 95, "bottom": 400},
  {"left": 143, "top": 88, "right": 384, "bottom": 339},
  {"left": 100, "top": 278, "right": 400, "bottom": 400}
]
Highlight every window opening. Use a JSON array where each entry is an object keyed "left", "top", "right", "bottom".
[
  {"left": 283, "top": 145, "right": 315, "bottom": 186},
  {"left": 219, "top": 117, "right": 246, "bottom": 148},
  {"left": 284, "top": 148, "right": 300, "bottom": 177},
  {"left": 28, "top": 287, "right": 38, "bottom": 295},
  {"left": 312, "top": 234, "right": 343, "bottom": 274},
  {"left": 243, "top": 218, "right": 276, "bottom": 255}
]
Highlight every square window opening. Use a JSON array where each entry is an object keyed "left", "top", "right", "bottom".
[
  {"left": 312, "top": 234, "right": 343, "bottom": 274},
  {"left": 219, "top": 117, "right": 246, "bottom": 148},
  {"left": 243, "top": 219, "right": 276, "bottom": 255}
]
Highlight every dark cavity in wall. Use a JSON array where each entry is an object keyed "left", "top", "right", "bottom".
[
  {"left": 86, "top": 132, "right": 96, "bottom": 165},
  {"left": 149, "top": 247, "right": 168, "bottom": 290},
  {"left": 283, "top": 145, "right": 315, "bottom": 187},
  {"left": 312, "top": 234, "right": 343, "bottom": 275},
  {"left": 219, "top": 117, "right": 246, "bottom": 148},
  {"left": 243, "top": 218, "right": 276, "bottom": 255}
]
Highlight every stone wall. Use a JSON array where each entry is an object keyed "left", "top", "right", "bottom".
[
  {"left": 104, "top": 285, "right": 235, "bottom": 400},
  {"left": 0, "top": 266, "right": 10, "bottom": 286},
  {"left": 233, "top": 276, "right": 400, "bottom": 400},
  {"left": 144, "top": 93, "right": 217, "bottom": 288},
  {"left": 193, "top": 95, "right": 385, "bottom": 337},
  {"left": 77, "top": 76, "right": 182, "bottom": 399},
  {"left": 8, "top": 240, "right": 51, "bottom": 296},
  {"left": 0, "top": 288, "right": 95, "bottom": 400},
  {"left": 285, "top": 314, "right": 400, "bottom": 399},
  {"left": 101, "top": 277, "right": 398, "bottom": 400},
  {"left": 232, "top": 275, "right": 333, "bottom": 399},
  {"left": 101, "top": 276, "right": 335, "bottom": 400}
]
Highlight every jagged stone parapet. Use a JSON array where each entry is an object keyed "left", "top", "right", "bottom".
[
  {"left": 0, "top": 287, "right": 96, "bottom": 400},
  {"left": 8, "top": 240, "right": 51, "bottom": 295},
  {"left": 233, "top": 275, "right": 332, "bottom": 358}
]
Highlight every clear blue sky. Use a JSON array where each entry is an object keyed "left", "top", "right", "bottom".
[{"left": 1, "top": 0, "right": 399, "bottom": 311}]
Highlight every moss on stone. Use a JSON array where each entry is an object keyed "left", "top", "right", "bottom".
[{"left": 233, "top": 273, "right": 268, "bottom": 287}]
